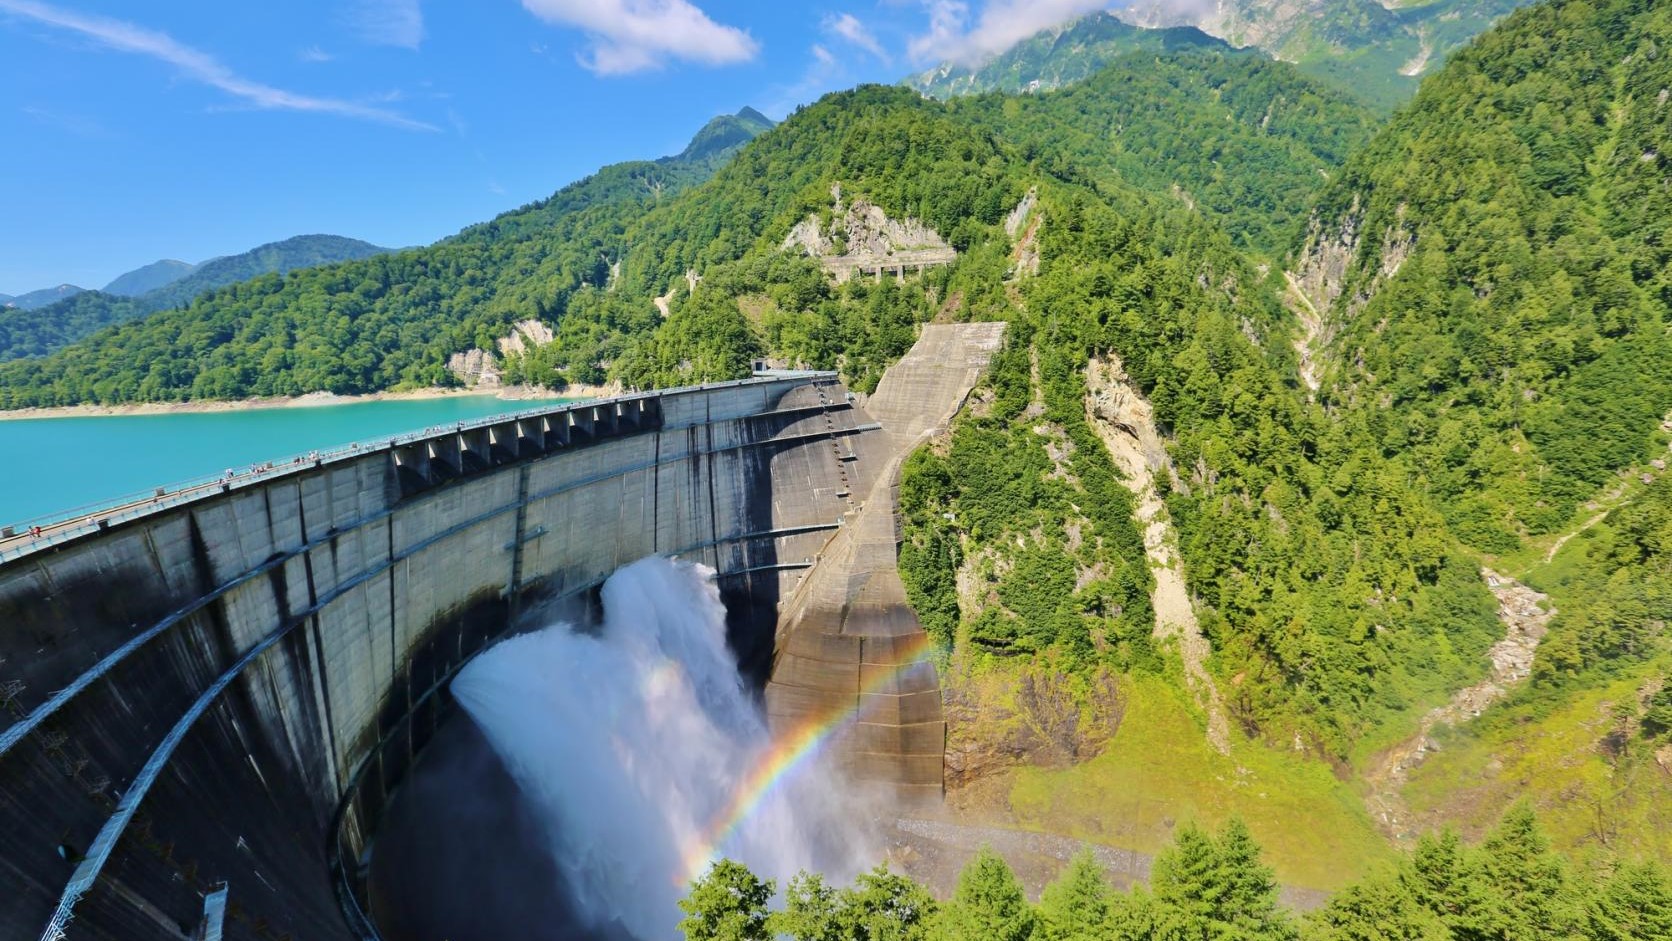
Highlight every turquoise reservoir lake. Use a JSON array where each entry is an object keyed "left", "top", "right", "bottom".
[{"left": 0, "top": 396, "right": 571, "bottom": 527}]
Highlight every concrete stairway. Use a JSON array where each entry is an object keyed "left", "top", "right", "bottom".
[{"left": 765, "top": 323, "right": 1006, "bottom": 801}]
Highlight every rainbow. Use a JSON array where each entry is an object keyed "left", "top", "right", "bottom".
[{"left": 677, "top": 631, "right": 937, "bottom": 884}]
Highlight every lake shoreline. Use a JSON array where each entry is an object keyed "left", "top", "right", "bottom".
[{"left": 0, "top": 383, "right": 618, "bottom": 422}]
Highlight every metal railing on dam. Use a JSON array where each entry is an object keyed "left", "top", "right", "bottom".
[{"left": 0, "top": 372, "right": 892, "bottom": 941}]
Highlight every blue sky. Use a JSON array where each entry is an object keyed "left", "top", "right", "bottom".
[{"left": 0, "top": 0, "right": 1131, "bottom": 294}]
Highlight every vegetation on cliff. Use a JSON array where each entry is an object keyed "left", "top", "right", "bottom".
[{"left": 1306, "top": 0, "right": 1672, "bottom": 551}]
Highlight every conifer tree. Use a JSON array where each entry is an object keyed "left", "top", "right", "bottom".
[
  {"left": 936, "top": 847, "right": 1038, "bottom": 941},
  {"left": 1216, "top": 818, "right": 1289, "bottom": 937},
  {"left": 1038, "top": 849, "right": 1113, "bottom": 941},
  {"left": 1151, "top": 819, "right": 1296, "bottom": 940},
  {"left": 1475, "top": 803, "right": 1582, "bottom": 939},
  {"left": 1151, "top": 822, "right": 1222, "bottom": 937},
  {"left": 1302, "top": 872, "right": 1448, "bottom": 941},
  {"left": 1586, "top": 861, "right": 1672, "bottom": 941}
]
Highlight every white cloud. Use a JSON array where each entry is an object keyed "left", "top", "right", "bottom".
[
  {"left": 0, "top": 0, "right": 436, "bottom": 129},
  {"left": 518, "top": 0, "right": 759, "bottom": 76},
  {"left": 908, "top": 0, "right": 1111, "bottom": 67},
  {"left": 299, "top": 44, "right": 334, "bottom": 63},
  {"left": 822, "top": 12, "right": 887, "bottom": 62},
  {"left": 344, "top": 0, "right": 423, "bottom": 50}
]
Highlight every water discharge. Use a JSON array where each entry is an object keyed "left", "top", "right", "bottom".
[{"left": 451, "top": 556, "right": 876, "bottom": 941}]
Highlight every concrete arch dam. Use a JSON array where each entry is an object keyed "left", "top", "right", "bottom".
[{"left": 0, "top": 326, "right": 1001, "bottom": 941}]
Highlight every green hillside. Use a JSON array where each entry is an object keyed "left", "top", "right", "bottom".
[
  {"left": 0, "top": 235, "right": 388, "bottom": 362},
  {"left": 1304, "top": 0, "right": 1672, "bottom": 551},
  {"left": 140, "top": 234, "right": 387, "bottom": 312},
  {"left": 0, "top": 113, "right": 773, "bottom": 399},
  {"left": 949, "top": 50, "right": 1377, "bottom": 255},
  {"left": 1, "top": 0, "right": 1669, "bottom": 903}
]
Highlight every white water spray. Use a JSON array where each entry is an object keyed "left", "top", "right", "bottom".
[{"left": 451, "top": 556, "right": 874, "bottom": 941}]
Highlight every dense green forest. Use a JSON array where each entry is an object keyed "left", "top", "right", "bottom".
[
  {"left": 679, "top": 807, "right": 1672, "bottom": 940},
  {"left": 1307, "top": 0, "right": 1672, "bottom": 552},
  {"left": 896, "top": 176, "right": 1502, "bottom": 756},
  {"left": 0, "top": 234, "right": 388, "bottom": 362},
  {"left": 950, "top": 50, "right": 1378, "bottom": 256}
]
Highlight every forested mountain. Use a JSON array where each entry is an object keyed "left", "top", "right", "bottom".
[
  {"left": 911, "top": 1, "right": 1536, "bottom": 112},
  {"left": 0, "top": 234, "right": 388, "bottom": 362},
  {"left": 674, "top": 107, "right": 776, "bottom": 163},
  {"left": 0, "top": 54, "right": 1360, "bottom": 404},
  {"left": 135, "top": 234, "right": 389, "bottom": 312},
  {"left": 947, "top": 50, "right": 1377, "bottom": 255},
  {"left": 1301, "top": 0, "right": 1672, "bottom": 552},
  {"left": 102, "top": 258, "right": 195, "bottom": 297}
]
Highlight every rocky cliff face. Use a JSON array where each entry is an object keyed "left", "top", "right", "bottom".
[
  {"left": 942, "top": 658, "right": 1124, "bottom": 789},
  {"left": 446, "top": 320, "right": 556, "bottom": 388},
  {"left": 782, "top": 185, "right": 952, "bottom": 260},
  {"left": 1287, "top": 196, "right": 1415, "bottom": 389}
]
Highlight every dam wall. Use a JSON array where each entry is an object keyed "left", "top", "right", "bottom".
[
  {"left": 767, "top": 323, "right": 1005, "bottom": 802},
  {"left": 0, "top": 374, "right": 889, "bottom": 941}
]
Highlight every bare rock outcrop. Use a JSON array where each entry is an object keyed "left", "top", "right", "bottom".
[
  {"left": 1085, "top": 354, "right": 1231, "bottom": 755},
  {"left": 1007, "top": 188, "right": 1041, "bottom": 278},
  {"left": 1286, "top": 197, "right": 1415, "bottom": 391},
  {"left": 782, "top": 183, "right": 957, "bottom": 283},
  {"left": 447, "top": 319, "right": 557, "bottom": 388},
  {"left": 941, "top": 657, "right": 1124, "bottom": 789},
  {"left": 446, "top": 348, "right": 502, "bottom": 389}
]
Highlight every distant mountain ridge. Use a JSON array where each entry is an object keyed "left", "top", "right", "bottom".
[
  {"left": 102, "top": 259, "right": 197, "bottom": 297},
  {"left": 673, "top": 107, "right": 776, "bottom": 164},
  {"left": 1124, "top": 0, "right": 1534, "bottom": 108},
  {"left": 909, "top": 16, "right": 1232, "bottom": 98},
  {"left": 910, "top": 1, "right": 1536, "bottom": 110},
  {"left": 141, "top": 235, "right": 386, "bottom": 312},
  {"left": 4, "top": 284, "right": 86, "bottom": 310},
  {"left": 0, "top": 235, "right": 388, "bottom": 361}
]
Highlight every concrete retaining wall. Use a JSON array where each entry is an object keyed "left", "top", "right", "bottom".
[{"left": 0, "top": 374, "right": 882, "bottom": 941}]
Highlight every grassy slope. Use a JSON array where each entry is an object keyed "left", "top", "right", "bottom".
[
  {"left": 998, "top": 674, "right": 1393, "bottom": 891},
  {"left": 1403, "top": 660, "right": 1672, "bottom": 859}
]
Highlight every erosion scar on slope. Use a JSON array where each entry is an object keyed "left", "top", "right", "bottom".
[
  {"left": 1085, "top": 353, "right": 1231, "bottom": 755},
  {"left": 1362, "top": 569, "right": 1554, "bottom": 842},
  {"left": 1283, "top": 270, "right": 1326, "bottom": 395}
]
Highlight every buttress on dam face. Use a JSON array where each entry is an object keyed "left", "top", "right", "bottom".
[{"left": 0, "top": 323, "right": 1004, "bottom": 941}]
